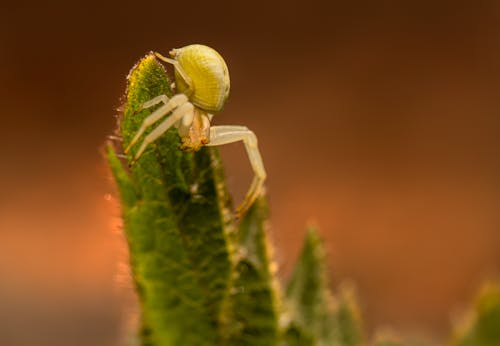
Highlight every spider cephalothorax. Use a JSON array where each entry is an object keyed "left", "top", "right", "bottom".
[{"left": 124, "top": 44, "right": 266, "bottom": 216}]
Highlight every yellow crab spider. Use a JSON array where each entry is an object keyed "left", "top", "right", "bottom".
[{"left": 124, "top": 44, "right": 267, "bottom": 216}]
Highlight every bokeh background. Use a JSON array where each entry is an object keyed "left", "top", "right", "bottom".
[{"left": 1, "top": 1, "right": 499, "bottom": 345}]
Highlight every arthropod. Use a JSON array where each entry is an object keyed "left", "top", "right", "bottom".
[{"left": 125, "top": 44, "right": 266, "bottom": 216}]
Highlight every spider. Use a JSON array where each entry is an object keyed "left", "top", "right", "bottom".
[{"left": 125, "top": 44, "right": 266, "bottom": 216}]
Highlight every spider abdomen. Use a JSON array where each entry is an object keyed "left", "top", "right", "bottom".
[{"left": 171, "top": 44, "right": 230, "bottom": 113}]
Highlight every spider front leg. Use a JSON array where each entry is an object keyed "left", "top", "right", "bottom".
[
  {"left": 128, "top": 100, "right": 194, "bottom": 164},
  {"left": 125, "top": 94, "right": 189, "bottom": 154},
  {"left": 155, "top": 52, "right": 194, "bottom": 96},
  {"left": 206, "top": 125, "right": 267, "bottom": 217}
]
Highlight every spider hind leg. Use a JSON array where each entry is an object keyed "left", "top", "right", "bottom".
[{"left": 206, "top": 125, "right": 267, "bottom": 217}]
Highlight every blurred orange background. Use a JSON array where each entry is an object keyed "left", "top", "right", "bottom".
[{"left": 0, "top": 1, "right": 499, "bottom": 345}]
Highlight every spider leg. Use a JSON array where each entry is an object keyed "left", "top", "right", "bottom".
[
  {"left": 132, "top": 102, "right": 194, "bottom": 164},
  {"left": 141, "top": 94, "right": 170, "bottom": 109},
  {"left": 155, "top": 52, "right": 193, "bottom": 95},
  {"left": 125, "top": 94, "right": 188, "bottom": 154},
  {"left": 206, "top": 125, "right": 267, "bottom": 216},
  {"left": 131, "top": 101, "right": 194, "bottom": 164}
]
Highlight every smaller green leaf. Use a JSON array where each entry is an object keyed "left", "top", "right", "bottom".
[
  {"left": 335, "top": 282, "right": 364, "bottom": 346},
  {"left": 284, "top": 228, "right": 336, "bottom": 346},
  {"left": 373, "top": 338, "right": 403, "bottom": 346},
  {"left": 283, "top": 324, "right": 315, "bottom": 346},
  {"left": 284, "top": 228, "right": 365, "bottom": 346},
  {"left": 225, "top": 198, "right": 280, "bottom": 346},
  {"left": 372, "top": 329, "right": 403, "bottom": 346},
  {"left": 451, "top": 283, "right": 500, "bottom": 346}
]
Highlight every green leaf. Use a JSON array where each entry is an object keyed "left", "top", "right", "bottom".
[
  {"left": 451, "top": 283, "right": 500, "bottom": 346},
  {"left": 284, "top": 229, "right": 365, "bottom": 346},
  {"left": 283, "top": 324, "right": 315, "bottom": 346},
  {"left": 334, "top": 282, "right": 365, "bottom": 346},
  {"left": 108, "top": 53, "right": 235, "bottom": 346},
  {"left": 225, "top": 198, "right": 281, "bottom": 346},
  {"left": 373, "top": 338, "right": 403, "bottom": 346},
  {"left": 372, "top": 329, "right": 403, "bottom": 346},
  {"left": 284, "top": 228, "right": 337, "bottom": 346}
]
